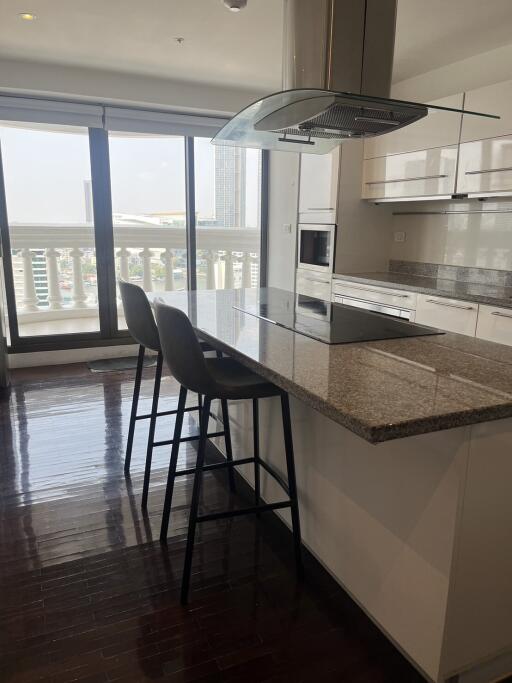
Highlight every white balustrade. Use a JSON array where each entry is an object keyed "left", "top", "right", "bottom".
[
  {"left": 206, "top": 250, "right": 216, "bottom": 289},
  {"left": 224, "top": 251, "right": 234, "bottom": 289},
  {"left": 70, "top": 248, "right": 88, "bottom": 308},
  {"left": 117, "top": 247, "right": 130, "bottom": 281},
  {"left": 21, "top": 248, "right": 38, "bottom": 311},
  {"left": 162, "top": 249, "right": 175, "bottom": 290},
  {"left": 9, "top": 225, "right": 260, "bottom": 328},
  {"left": 46, "top": 247, "right": 63, "bottom": 310},
  {"left": 140, "top": 248, "right": 154, "bottom": 292},
  {"left": 242, "top": 252, "right": 253, "bottom": 288}
]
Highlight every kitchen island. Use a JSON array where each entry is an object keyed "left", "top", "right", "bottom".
[{"left": 150, "top": 287, "right": 512, "bottom": 683}]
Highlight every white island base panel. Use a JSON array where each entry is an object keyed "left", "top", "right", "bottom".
[{"left": 211, "top": 398, "right": 512, "bottom": 683}]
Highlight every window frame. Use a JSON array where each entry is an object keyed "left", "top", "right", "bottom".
[{"left": 0, "top": 121, "right": 269, "bottom": 354}]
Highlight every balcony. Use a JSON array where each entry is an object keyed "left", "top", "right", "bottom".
[{"left": 9, "top": 223, "right": 260, "bottom": 338}]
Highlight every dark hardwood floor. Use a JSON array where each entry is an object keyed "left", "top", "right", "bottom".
[{"left": 0, "top": 362, "right": 427, "bottom": 683}]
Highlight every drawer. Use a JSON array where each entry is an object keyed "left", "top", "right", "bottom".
[
  {"left": 476, "top": 304, "right": 512, "bottom": 346},
  {"left": 296, "top": 272, "right": 332, "bottom": 301},
  {"left": 456, "top": 136, "right": 512, "bottom": 195},
  {"left": 415, "top": 294, "right": 478, "bottom": 336},
  {"left": 362, "top": 146, "right": 458, "bottom": 200},
  {"left": 332, "top": 280, "right": 417, "bottom": 309}
]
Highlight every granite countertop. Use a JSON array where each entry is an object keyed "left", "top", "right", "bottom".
[
  {"left": 149, "top": 287, "right": 512, "bottom": 444},
  {"left": 333, "top": 271, "right": 512, "bottom": 309}
]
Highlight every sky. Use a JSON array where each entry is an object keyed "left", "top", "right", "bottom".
[{"left": 0, "top": 125, "right": 261, "bottom": 228}]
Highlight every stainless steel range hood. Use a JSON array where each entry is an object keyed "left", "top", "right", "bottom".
[{"left": 213, "top": 0, "right": 498, "bottom": 154}]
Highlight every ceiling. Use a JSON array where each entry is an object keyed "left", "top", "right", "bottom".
[
  {"left": 393, "top": 0, "right": 512, "bottom": 83},
  {"left": 0, "top": 0, "right": 284, "bottom": 91},
  {"left": 2, "top": 0, "right": 512, "bottom": 94}
]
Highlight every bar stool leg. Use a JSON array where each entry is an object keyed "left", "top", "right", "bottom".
[
  {"left": 181, "top": 395, "right": 211, "bottom": 605},
  {"left": 281, "top": 393, "right": 303, "bottom": 577},
  {"left": 124, "top": 344, "right": 145, "bottom": 474},
  {"left": 141, "top": 351, "right": 163, "bottom": 509},
  {"left": 221, "top": 399, "right": 236, "bottom": 493},
  {"left": 253, "top": 399, "right": 261, "bottom": 511},
  {"left": 160, "top": 385, "right": 188, "bottom": 543}
]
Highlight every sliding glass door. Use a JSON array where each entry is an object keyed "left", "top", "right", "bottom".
[
  {"left": 108, "top": 132, "right": 187, "bottom": 330},
  {"left": 0, "top": 103, "right": 268, "bottom": 353},
  {"left": 194, "top": 137, "right": 262, "bottom": 290},
  {"left": 0, "top": 122, "right": 100, "bottom": 339}
]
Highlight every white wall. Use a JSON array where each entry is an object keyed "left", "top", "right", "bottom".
[
  {"left": 267, "top": 151, "right": 300, "bottom": 291},
  {"left": 392, "top": 42, "right": 512, "bottom": 103},
  {"left": 0, "top": 57, "right": 265, "bottom": 116}
]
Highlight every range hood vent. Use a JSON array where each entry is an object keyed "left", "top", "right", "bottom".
[{"left": 213, "top": 0, "right": 497, "bottom": 154}]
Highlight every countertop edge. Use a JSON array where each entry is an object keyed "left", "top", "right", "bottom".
[
  {"left": 333, "top": 272, "right": 512, "bottom": 310},
  {"left": 196, "top": 328, "right": 512, "bottom": 445}
]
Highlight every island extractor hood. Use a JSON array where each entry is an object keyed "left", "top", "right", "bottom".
[{"left": 213, "top": 0, "right": 498, "bottom": 154}]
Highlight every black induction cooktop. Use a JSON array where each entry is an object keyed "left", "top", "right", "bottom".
[{"left": 233, "top": 289, "right": 444, "bottom": 345}]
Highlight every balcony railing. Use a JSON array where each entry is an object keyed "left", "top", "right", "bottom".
[{"left": 9, "top": 224, "right": 260, "bottom": 334}]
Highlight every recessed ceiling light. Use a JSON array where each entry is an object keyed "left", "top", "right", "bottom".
[
  {"left": 222, "top": 0, "right": 248, "bottom": 11},
  {"left": 173, "top": 37, "right": 185, "bottom": 46},
  {"left": 18, "top": 12, "right": 36, "bottom": 21}
]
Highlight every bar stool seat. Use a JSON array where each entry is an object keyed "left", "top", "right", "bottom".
[
  {"left": 154, "top": 300, "right": 302, "bottom": 605},
  {"left": 204, "top": 358, "right": 280, "bottom": 399}
]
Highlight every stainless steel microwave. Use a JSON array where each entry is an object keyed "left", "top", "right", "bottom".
[{"left": 297, "top": 223, "right": 336, "bottom": 273}]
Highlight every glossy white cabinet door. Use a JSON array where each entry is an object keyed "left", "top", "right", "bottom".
[
  {"left": 332, "top": 280, "right": 417, "bottom": 310},
  {"left": 364, "top": 94, "right": 464, "bottom": 159},
  {"left": 456, "top": 136, "right": 512, "bottom": 195},
  {"left": 476, "top": 305, "right": 512, "bottom": 346},
  {"left": 461, "top": 79, "right": 512, "bottom": 143},
  {"left": 415, "top": 294, "right": 478, "bottom": 336},
  {"left": 298, "top": 149, "right": 339, "bottom": 222},
  {"left": 296, "top": 270, "right": 332, "bottom": 301},
  {"left": 362, "top": 146, "right": 458, "bottom": 200}
]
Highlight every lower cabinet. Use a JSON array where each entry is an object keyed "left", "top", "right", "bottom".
[
  {"left": 414, "top": 294, "right": 479, "bottom": 336},
  {"left": 476, "top": 304, "right": 512, "bottom": 345}
]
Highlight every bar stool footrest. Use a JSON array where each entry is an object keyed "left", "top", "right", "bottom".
[
  {"left": 135, "top": 405, "right": 200, "bottom": 421},
  {"left": 175, "top": 456, "right": 255, "bottom": 478},
  {"left": 197, "top": 500, "right": 291, "bottom": 523},
  {"left": 153, "top": 430, "right": 225, "bottom": 448}
]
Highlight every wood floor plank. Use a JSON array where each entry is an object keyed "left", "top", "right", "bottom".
[{"left": 0, "top": 364, "right": 427, "bottom": 682}]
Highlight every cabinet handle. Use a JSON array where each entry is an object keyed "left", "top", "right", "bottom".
[
  {"left": 465, "top": 166, "right": 512, "bottom": 175},
  {"left": 338, "top": 283, "right": 409, "bottom": 298},
  {"left": 425, "top": 298, "right": 474, "bottom": 310},
  {"left": 306, "top": 207, "right": 335, "bottom": 211},
  {"left": 490, "top": 310, "right": 512, "bottom": 319},
  {"left": 365, "top": 174, "right": 448, "bottom": 185}
]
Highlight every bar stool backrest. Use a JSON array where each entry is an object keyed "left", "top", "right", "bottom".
[
  {"left": 119, "top": 279, "right": 160, "bottom": 352},
  {"left": 154, "top": 300, "right": 217, "bottom": 396}
]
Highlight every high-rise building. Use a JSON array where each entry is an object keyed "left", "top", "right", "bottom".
[{"left": 214, "top": 146, "right": 246, "bottom": 228}]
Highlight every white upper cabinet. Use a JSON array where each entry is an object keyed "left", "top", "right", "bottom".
[
  {"left": 298, "top": 148, "right": 340, "bottom": 223},
  {"left": 362, "top": 146, "right": 458, "bottom": 200},
  {"left": 457, "top": 80, "right": 512, "bottom": 195},
  {"left": 461, "top": 80, "right": 512, "bottom": 143},
  {"left": 456, "top": 136, "right": 512, "bottom": 195},
  {"left": 363, "top": 94, "right": 464, "bottom": 159}
]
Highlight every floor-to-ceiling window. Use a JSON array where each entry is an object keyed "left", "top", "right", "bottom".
[
  {"left": 194, "top": 137, "right": 262, "bottom": 290},
  {"left": 0, "top": 122, "right": 100, "bottom": 339},
  {"left": 0, "top": 100, "right": 268, "bottom": 353},
  {"left": 108, "top": 132, "right": 187, "bottom": 330}
]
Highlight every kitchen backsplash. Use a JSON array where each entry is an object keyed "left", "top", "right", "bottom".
[
  {"left": 390, "top": 198, "right": 512, "bottom": 271},
  {"left": 389, "top": 259, "right": 512, "bottom": 287}
]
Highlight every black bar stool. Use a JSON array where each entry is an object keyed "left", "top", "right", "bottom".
[
  {"left": 154, "top": 300, "right": 302, "bottom": 604},
  {"left": 119, "top": 280, "right": 234, "bottom": 509}
]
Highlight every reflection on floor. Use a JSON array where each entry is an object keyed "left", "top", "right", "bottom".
[{"left": 0, "top": 364, "right": 426, "bottom": 682}]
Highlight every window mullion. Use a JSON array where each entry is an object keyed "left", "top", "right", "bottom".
[{"left": 185, "top": 136, "right": 197, "bottom": 291}]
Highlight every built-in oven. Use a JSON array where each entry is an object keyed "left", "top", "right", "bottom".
[
  {"left": 297, "top": 223, "right": 335, "bottom": 273},
  {"left": 333, "top": 294, "right": 414, "bottom": 320}
]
